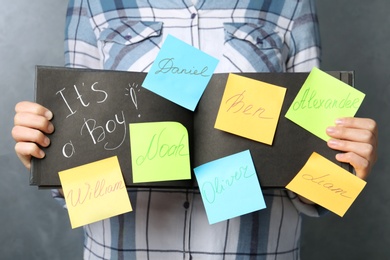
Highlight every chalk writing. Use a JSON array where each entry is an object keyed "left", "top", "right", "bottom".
[
  {"left": 201, "top": 166, "right": 255, "bottom": 204},
  {"left": 66, "top": 178, "right": 125, "bottom": 207},
  {"left": 155, "top": 58, "right": 210, "bottom": 77},
  {"left": 62, "top": 140, "right": 75, "bottom": 158},
  {"left": 136, "top": 127, "right": 188, "bottom": 166},
  {"left": 80, "top": 110, "right": 127, "bottom": 151},
  {"left": 302, "top": 173, "right": 352, "bottom": 198},
  {"left": 55, "top": 80, "right": 142, "bottom": 158},
  {"left": 125, "top": 83, "right": 141, "bottom": 118},
  {"left": 292, "top": 88, "right": 360, "bottom": 110},
  {"left": 56, "top": 82, "right": 108, "bottom": 118},
  {"left": 225, "top": 90, "right": 273, "bottom": 119}
]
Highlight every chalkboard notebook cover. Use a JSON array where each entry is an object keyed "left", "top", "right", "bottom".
[{"left": 32, "top": 66, "right": 353, "bottom": 189}]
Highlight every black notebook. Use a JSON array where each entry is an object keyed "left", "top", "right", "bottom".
[{"left": 31, "top": 66, "right": 353, "bottom": 188}]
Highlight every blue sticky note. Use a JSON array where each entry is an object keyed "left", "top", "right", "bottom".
[
  {"left": 194, "top": 150, "right": 266, "bottom": 224},
  {"left": 142, "top": 34, "right": 219, "bottom": 111}
]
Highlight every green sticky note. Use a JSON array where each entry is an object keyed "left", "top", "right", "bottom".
[
  {"left": 285, "top": 68, "right": 365, "bottom": 141},
  {"left": 129, "top": 122, "right": 191, "bottom": 183}
]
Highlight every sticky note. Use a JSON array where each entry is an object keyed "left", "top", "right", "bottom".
[
  {"left": 286, "top": 152, "right": 366, "bottom": 217},
  {"left": 59, "top": 156, "right": 132, "bottom": 229},
  {"left": 214, "top": 73, "right": 286, "bottom": 145},
  {"left": 142, "top": 34, "right": 219, "bottom": 111},
  {"left": 194, "top": 150, "right": 266, "bottom": 224},
  {"left": 129, "top": 121, "right": 191, "bottom": 183},
  {"left": 285, "top": 67, "right": 365, "bottom": 141}
]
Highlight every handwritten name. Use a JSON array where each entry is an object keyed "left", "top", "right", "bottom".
[
  {"left": 136, "top": 128, "right": 188, "bottom": 165},
  {"left": 155, "top": 58, "right": 210, "bottom": 77},
  {"left": 225, "top": 90, "right": 273, "bottom": 119},
  {"left": 66, "top": 178, "right": 125, "bottom": 207},
  {"left": 201, "top": 166, "right": 255, "bottom": 204},
  {"left": 302, "top": 173, "right": 352, "bottom": 198},
  {"left": 292, "top": 88, "right": 360, "bottom": 110}
]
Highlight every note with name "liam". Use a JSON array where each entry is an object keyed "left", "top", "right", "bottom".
[{"left": 286, "top": 152, "right": 366, "bottom": 217}]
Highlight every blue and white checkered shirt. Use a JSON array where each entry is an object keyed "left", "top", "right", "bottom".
[{"left": 57, "top": 0, "right": 324, "bottom": 259}]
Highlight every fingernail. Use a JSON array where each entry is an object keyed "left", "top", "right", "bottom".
[
  {"left": 39, "top": 150, "right": 46, "bottom": 158},
  {"left": 47, "top": 123, "right": 54, "bottom": 133},
  {"left": 328, "top": 139, "right": 339, "bottom": 147},
  {"left": 44, "top": 137, "right": 51, "bottom": 146},
  {"left": 326, "top": 127, "right": 335, "bottom": 134},
  {"left": 335, "top": 153, "right": 344, "bottom": 161},
  {"left": 45, "top": 110, "right": 53, "bottom": 120},
  {"left": 335, "top": 118, "right": 344, "bottom": 125}
]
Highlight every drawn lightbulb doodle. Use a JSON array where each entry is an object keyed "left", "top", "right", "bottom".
[{"left": 125, "top": 83, "right": 141, "bottom": 118}]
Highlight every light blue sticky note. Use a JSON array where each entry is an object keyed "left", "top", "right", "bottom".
[
  {"left": 142, "top": 34, "right": 219, "bottom": 111},
  {"left": 194, "top": 150, "right": 266, "bottom": 224}
]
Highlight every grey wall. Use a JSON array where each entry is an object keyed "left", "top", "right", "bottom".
[
  {"left": 0, "top": 1, "right": 388, "bottom": 259},
  {"left": 301, "top": 1, "right": 390, "bottom": 259},
  {"left": 0, "top": 1, "right": 84, "bottom": 259}
]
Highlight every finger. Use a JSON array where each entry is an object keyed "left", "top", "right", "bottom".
[
  {"left": 15, "top": 152, "right": 31, "bottom": 169},
  {"left": 14, "top": 142, "right": 46, "bottom": 170},
  {"left": 12, "top": 125, "right": 51, "bottom": 147},
  {"left": 335, "top": 117, "right": 378, "bottom": 136},
  {"left": 15, "top": 101, "right": 53, "bottom": 120},
  {"left": 334, "top": 152, "right": 370, "bottom": 180},
  {"left": 14, "top": 112, "right": 54, "bottom": 134},
  {"left": 327, "top": 138, "right": 375, "bottom": 164},
  {"left": 326, "top": 125, "right": 376, "bottom": 145}
]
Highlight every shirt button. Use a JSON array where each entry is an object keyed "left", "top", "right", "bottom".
[
  {"left": 191, "top": 13, "right": 197, "bottom": 19},
  {"left": 125, "top": 35, "right": 132, "bottom": 40},
  {"left": 183, "top": 201, "right": 190, "bottom": 209}
]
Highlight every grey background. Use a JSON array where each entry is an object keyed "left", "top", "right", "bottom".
[
  {"left": 0, "top": 1, "right": 388, "bottom": 259},
  {"left": 301, "top": 1, "right": 390, "bottom": 259}
]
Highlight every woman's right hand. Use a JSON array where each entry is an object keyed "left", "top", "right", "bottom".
[{"left": 12, "top": 101, "right": 54, "bottom": 169}]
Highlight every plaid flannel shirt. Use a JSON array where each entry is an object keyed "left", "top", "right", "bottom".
[{"left": 58, "top": 0, "right": 324, "bottom": 259}]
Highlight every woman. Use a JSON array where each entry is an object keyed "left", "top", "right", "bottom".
[{"left": 12, "top": 0, "right": 377, "bottom": 259}]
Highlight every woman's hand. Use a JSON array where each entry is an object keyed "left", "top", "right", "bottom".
[
  {"left": 12, "top": 101, "right": 54, "bottom": 169},
  {"left": 326, "top": 117, "right": 378, "bottom": 180}
]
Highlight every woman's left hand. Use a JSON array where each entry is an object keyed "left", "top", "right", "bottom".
[{"left": 326, "top": 117, "right": 378, "bottom": 180}]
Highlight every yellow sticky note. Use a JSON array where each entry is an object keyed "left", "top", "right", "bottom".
[
  {"left": 286, "top": 152, "right": 366, "bottom": 217},
  {"left": 129, "top": 122, "right": 191, "bottom": 183},
  {"left": 215, "top": 73, "right": 286, "bottom": 145},
  {"left": 59, "top": 156, "right": 132, "bottom": 229},
  {"left": 285, "top": 67, "right": 365, "bottom": 141}
]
